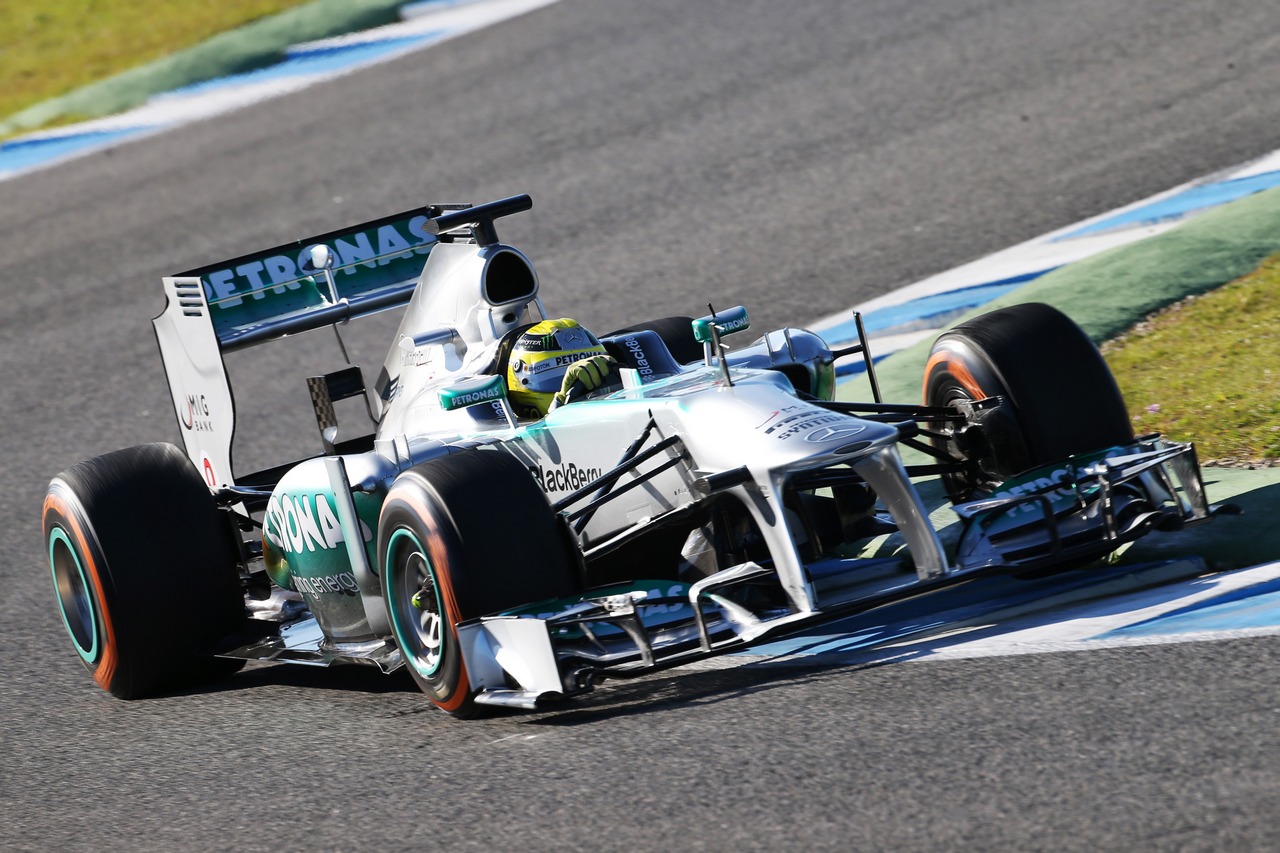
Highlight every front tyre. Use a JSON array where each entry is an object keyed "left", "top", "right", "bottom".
[
  {"left": 378, "top": 450, "right": 580, "bottom": 718},
  {"left": 42, "top": 443, "right": 245, "bottom": 699},
  {"left": 924, "top": 302, "right": 1134, "bottom": 501}
]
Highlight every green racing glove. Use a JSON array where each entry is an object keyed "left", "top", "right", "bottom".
[{"left": 552, "top": 354, "right": 618, "bottom": 407}]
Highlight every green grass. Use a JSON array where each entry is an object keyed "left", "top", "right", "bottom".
[
  {"left": 1103, "top": 254, "right": 1280, "bottom": 466},
  {"left": 0, "top": 0, "right": 314, "bottom": 124}
]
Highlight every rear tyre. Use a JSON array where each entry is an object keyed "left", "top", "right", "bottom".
[
  {"left": 378, "top": 450, "right": 580, "bottom": 717},
  {"left": 924, "top": 303, "right": 1133, "bottom": 501},
  {"left": 42, "top": 443, "right": 245, "bottom": 699},
  {"left": 605, "top": 316, "right": 702, "bottom": 365}
]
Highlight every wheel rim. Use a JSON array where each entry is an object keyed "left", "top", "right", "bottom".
[
  {"left": 48, "top": 528, "right": 100, "bottom": 663},
  {"left": 930, "top": 367, "right": 1030, "bottom": 500},
  {"left": 928, "top": 373, "right": 979, "bottom": 494},
  {"left": 385, "top": 528, "right": 445, "bottom": 678}
]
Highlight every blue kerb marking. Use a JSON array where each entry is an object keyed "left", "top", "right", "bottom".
[
  {"left": 0, "top": 30, "right": 448, "bottom": 177},
  {"left": 835, "top": 351, "right": 894, "bottom": 377},
  {"left": 164, "top": 33, "right": 446, "bottom": 97},
  {"left": 823, "top": 269, "right": 1056, "bottom": 343},
  {"left": 285, "top": 32, "right": 446, "bottom": 60},
  {"left": 1100, "top": 577, "right": 1280, "bottom": 638},
  {"left": 1057, "top": 170, "right": 1280, "bottom": 240},
  {"left": 745, "top": 560, "right": 1202, "bottom": 657},
  {"left": 755, "top": 623, "right": 948, "bottom": 657},
  {"left": 0, "top": 127, "right": 155, "bottom": 173},
  {"left": 401, "top": 0, "right": 475, "bottom": 13}
]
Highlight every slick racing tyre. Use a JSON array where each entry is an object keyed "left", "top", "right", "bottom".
[
  {"left": 378, "top": 450, "right": 580, "bottom": 718},
  {"left": 605, "top": 316, "right": 702, "bottom": 365},
  {"left": 923, "top": 302, "right": 1133, "bottom": 502},
  {"left": 42, "top": 443, "right": 245, "bottom": 699}
]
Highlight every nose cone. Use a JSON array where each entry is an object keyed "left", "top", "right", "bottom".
[
  {"left": 662, "top": 374, "right": 899, "bottom": 473},
  {"left": 793, "top": 418, "right": 900, "bottom": 458}
]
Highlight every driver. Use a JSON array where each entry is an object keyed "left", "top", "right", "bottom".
[{"left": 506, "top": 318, "right": 617, "bottom": 418}]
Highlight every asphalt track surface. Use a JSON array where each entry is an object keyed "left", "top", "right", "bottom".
[{"left": 3, "top": 1, "right": 1280, "bottom": 850}]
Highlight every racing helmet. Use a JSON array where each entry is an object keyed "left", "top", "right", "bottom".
[{"left": 506, "top": 318, "right": 608, "bottom": 416}]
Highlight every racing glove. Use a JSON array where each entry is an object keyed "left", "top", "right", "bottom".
[{"left": 553, "top": 354, "right": 618, "bottom": 407}]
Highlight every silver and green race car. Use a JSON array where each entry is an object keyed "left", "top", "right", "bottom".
[{"left": 43, "top": 195, "right": 1220, "bottom": 716}]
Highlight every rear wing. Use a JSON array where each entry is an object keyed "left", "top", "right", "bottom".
[{"left": 152, "top": 203, "right": 468, "bottom": 488}]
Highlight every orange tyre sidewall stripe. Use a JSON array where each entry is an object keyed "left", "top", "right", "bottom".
[
  {"left": 924, "top": 350, "right": 988, "bottom": 403},
  {"left": 391, "top": 487, "right": 471, "bottom": 713},
  {"left": 43, "top": 491, "right": 119, "bottom": 690}
]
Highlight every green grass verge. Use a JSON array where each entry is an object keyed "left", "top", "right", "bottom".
[
  {"left": 1104, "top": 255, "right": 1280, "bottom": 464},
  {"left": 0, "top": 0, "right": 410, "bottom": 138},
  {"left": 0, "top": 1, "right": 315, "bottom": 126}
]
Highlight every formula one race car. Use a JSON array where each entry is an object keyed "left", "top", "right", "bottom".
[{"left": 43, "top": 195, "right": 1220, "bottom": 716}]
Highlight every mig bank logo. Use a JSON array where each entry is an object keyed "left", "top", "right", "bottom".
[{"left": 181, "top": 393, "right": 214, "bottom": 432}]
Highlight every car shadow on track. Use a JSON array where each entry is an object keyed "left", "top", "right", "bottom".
[
  {"left": 166, "top": 660, "right": 421, "bottom": 699},
  {"left": 1121, "top": 474, "right": 1280, "bottom": 570},
  {"left": 173, "top": 651, "right": 869, "bottom": 714},
  {"left": 515, "top": 658, "right": 879, "bottom": 726}
]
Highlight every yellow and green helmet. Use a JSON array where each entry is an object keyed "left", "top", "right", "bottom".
[{"left": 506, "top": 318, "right": 607, "bottom": 415}]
